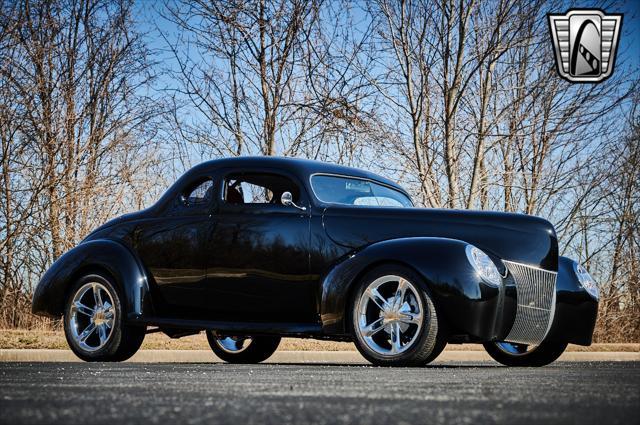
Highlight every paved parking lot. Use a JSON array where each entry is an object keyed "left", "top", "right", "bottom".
[{"left": 1, "top": 361, "right": 638, "bottom": 425}]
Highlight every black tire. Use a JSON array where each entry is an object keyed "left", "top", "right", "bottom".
[
  {"left": 350, "top": 264, "right": 446, "bottom": 367},
  {"left": 423, "top": 335, "right": 448, "bottom": 365},
  {"left": 206, "top": 331, "right": 280, "bottom": 364},
  {"left": 483, "top": 340, "right": 568, "bottom": 367},
  {"left": 63, "top": 273, "right": 145, "bottom": 362}
]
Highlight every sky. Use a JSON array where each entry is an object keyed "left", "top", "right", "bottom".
[
  {"left": 138, "top": 0, "right": 640, "bottom": 80},
  {"left": 138, "top": 0, "right": 640, "bottom": 72},
  {"left": 135, "top": 0, "right": 640, "bottom": 172},
  {"left": 610, "top": 0, "right": 640, "bottom": 74}
]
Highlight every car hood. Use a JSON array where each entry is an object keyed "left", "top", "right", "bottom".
[{"left": 321, "top": 206, "right": 558, "bottom": 271}]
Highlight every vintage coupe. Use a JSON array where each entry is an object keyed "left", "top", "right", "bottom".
[{"left": 33, "top": 157, "right": 598, "bottom": 366}]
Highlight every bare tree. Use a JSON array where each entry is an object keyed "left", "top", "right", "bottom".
[
  {"left": 572, "top": 90, "right": 640, "bottom": 342},
  {"left": 0, "top": 0, "right": 164, "bottom": 328},
  {"left": 162, "top": 0, "right": 324, "bottom": 157},
  {"left": 0, "top": 0, "right": 638, "bottom": 341}
]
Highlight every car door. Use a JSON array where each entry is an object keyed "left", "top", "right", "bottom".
[
  {"left": 205, "top": 169, "right": 316, "bottom": 323},
  {"left": 133, "top": 176, "right": 215, "bottom": 317}
]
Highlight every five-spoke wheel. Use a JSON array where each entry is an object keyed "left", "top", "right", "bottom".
[
  {"left": 69, "top": 282, "right": 116, "bottom": 352},
  {"left": 356, "top": 275, "right": 424, "bottom": 356},
  {"left": 351, "top": 265, "right": 446, "bottom": 366},
  {"left": 63, "top": 274, "right": 145, "bottom": 362}
]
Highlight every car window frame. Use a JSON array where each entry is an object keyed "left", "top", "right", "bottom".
[
  {"left": 218, "top": 167, "right": 310, "bottom": 213},
  {"left": 170, "top": 174, "right": 217, "bottom": 216},
  {"left": 308, "top": 172, "right": 414, "bottom": 208}
]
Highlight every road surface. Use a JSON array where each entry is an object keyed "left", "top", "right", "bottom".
[{"left": 1, "top": 361, "right": 638, "bottom": 424}]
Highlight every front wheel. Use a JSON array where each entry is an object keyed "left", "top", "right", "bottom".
[
  {"left": 351, "top": 265, "right": 446, "bottom": 367},
  {"left": 206, "top": 331, "right": 280, "bottom": 363},
  {"left": 483, "top": 340, "right": 568, "bottom": 367}
]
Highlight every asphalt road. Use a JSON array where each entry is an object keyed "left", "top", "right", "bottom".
[{"left": 1, "top": 361, "right": 638, "bottom": 425}]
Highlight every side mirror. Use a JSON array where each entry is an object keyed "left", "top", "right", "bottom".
[
  {"left": 281, "top": 191, "right": 293, "bottom": 206},
  {"left": 179, "top": 194, "right": 189, "bottom": 206},
  {"left": 281, "top": 191, "right": 306, "bottom": 211}
]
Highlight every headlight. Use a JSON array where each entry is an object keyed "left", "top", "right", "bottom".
[
  {"left": 574, "top": 262, "right": 598, "bottom": 300},
  {"left": 466, "top": 245, "right": 502, "bottom": 286}
]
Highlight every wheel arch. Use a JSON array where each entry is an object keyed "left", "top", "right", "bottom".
[
  {"left": 319, "top": 237, "right": 503, "bottom": 339},
  {"left": 61, "top": 264, "right": 120, "bottom": 308},
  {"left": 32, "top": 239, "right": 153, "bottom": 320}
]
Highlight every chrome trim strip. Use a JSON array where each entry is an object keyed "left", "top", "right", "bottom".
[
  {"left": 501, "top": 259, "right": 558, "bottom": 275},
  {"left": 544, "top": 287, "right": 557, "bottom": 341}
]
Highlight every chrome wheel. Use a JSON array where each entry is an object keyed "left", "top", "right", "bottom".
[
  {"left": 355, "top": 275, "right": 424, "bottom": 356},
  {"left": 495, "top": 342, "right": 538, "bottom": 356},
  {"left": 212, "top": 335, "right": 253, "bottom": 353},
  {"left": 69, "top": 282, "right": 116, "bottom": 352},
  {"left": 485, "top": 339, "right": 567, "bottom": 366}
]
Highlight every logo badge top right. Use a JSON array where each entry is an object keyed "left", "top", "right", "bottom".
[{"left": 548, "top": 9, "right": 623, "bottom": 83}]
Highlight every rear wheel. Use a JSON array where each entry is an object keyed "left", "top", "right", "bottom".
[
  {"left": 63, "top": 274, "right": 145, "bottom": 362},
  {"left": 206, "top": 331, "right": 280, "bottom": 363},
  {"left": 483, "top": 340, "right": 568, "bottom": 367},
  {"left": 351, "top": 265, "right": 446, "bottom": 367}
]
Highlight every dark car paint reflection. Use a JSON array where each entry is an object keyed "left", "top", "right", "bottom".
[{"left": 32, "top": 156, "right": 598, "bottom": 347}]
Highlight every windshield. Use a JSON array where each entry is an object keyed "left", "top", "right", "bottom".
[{"left": 311, "top": 175, "right": 413, "bottom": 208}]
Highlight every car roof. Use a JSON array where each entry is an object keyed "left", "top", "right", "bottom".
[{"left": 190, "top": 156, "right": 405, "bottom": 192}]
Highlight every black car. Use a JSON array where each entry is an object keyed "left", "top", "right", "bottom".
[{"left": 32, "top": 157, "right": 599, "bottom": 366}]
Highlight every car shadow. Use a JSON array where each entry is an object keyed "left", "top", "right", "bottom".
[{"left": 151, "top": 362, "right": 503, "bottom": 369}]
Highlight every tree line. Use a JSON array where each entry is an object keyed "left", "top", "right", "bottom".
[{"left": 1, "top": 0, "right": 638, "bottom": 341}]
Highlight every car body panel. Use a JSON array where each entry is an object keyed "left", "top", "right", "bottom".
[
  {"left": 546, "top": 256, "right": 598, "bottom": 345},
  {"left": 318, "top": 237, "right": 514, "bottom": 341},
  {"left": 204, "top": 203, "right": 315, "bottom": 323},
  {"left": 321, "top": 206, "right": 558, "bottom": 271},
  {"left": 32, "top": 239, "right": 152, "bottom": 319}
]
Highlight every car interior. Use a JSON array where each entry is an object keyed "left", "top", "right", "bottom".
[{"left": 224, "top": 173, "right": 300, "bottom": 205}]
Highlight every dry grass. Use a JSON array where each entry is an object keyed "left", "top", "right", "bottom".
[
  {"left": 1, "top": 329, "right": 638, "bottom": 352},
  {"left": 0, "top": 329, "right": 354, "bottom": 351}
]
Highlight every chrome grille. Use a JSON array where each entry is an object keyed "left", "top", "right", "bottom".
[{"left": 503, "top": 261, "right": 557, "bottom": 345}]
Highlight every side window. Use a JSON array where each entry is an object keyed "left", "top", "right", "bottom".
[
  {"left": 184, "top": 179, "right": 213, "bottom": 206},
  {"left": 224, "top": 173, "right": 300, "bottom": 205}
]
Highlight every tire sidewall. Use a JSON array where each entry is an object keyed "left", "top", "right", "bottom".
[
  {"left": 64, "top": 274, "right": 125, "bottom": 362},
  {"left": 350, "top": 264, "right": 441, "bottom": 366}
]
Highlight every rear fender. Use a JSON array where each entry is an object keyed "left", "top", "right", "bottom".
[
  {"left": 32, "top": 239, "right": 153, "bottom": 320},
  {"left": 320, "top": 237, "right": 509, "bottom": 340}
]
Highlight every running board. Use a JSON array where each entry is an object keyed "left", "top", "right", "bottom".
[{"left": 130, "top": 316, "right": 323, "bottom": 337}]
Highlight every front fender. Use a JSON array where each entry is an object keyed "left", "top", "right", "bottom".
[
  {"left": 545, "top": 256, "right": 599, "bottom": 345},
  {"left": 320, "top": 237, "right": 512, "bottom": 340},
  {"left": 32, "top": 239, "right": 153, "bottom": 320}
]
